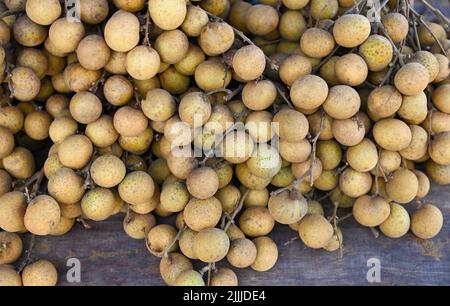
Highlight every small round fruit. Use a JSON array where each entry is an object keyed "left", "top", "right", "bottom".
[
  {"left": 379, "top": 203, "right": 410, "bottom": 238},
  {"left": 335, "top": 54, "right": 368, "bottom": 86},
  {"left": 69, "top": 91, "right": 102, "bottom": 125},
  {"left": 251, "top": 236, "right": 278, "bottom": 272},
  {"left": 273, "top": 109, "right": 309, "bottom": 142},
  {"left": 386, "top": 169, "right": 419, "bottom": 204},
  {"left": 174, "top": 270, "right": 205, "bottom": 286},
  {"left": 410, "top": 204, "right": 443, "bottom": 239},
  {"left": 123, "top": 212, "right": 156, "bottom": 240},
  {"left": 245, "top": 4, "right": 279, "bottom": 36},
  {"left": 298, "top": 214, "right": 334, "bottom": 249},
  {"left": 76, "top": 35, "right": 110, "bottom": 71},
  {"left": 90, "top": 155, "right": 126, "bottom": 188},
  {"left": 290, "top": 75, "right": 328, "bottom": 110},
  {"left": 0, "top": 192, "right": 27, "bottom": 232},
  {"left": 268, "top": 190, "right": 308, "bottom": 225},
  {"left": 104, "top": 10, "right": 140, "bottom": 52},
  {"left": 332, "top": 118, "right": 365, "bottom": 147},
  {"left": 199, "top": 22, "right": 234, "bottom": 56},
  {"left": 227, "top": 238, "right": 257, "bottom": 268},
  {"left": 0, "top": 232, "right": 22, "bottom": 264},
  {"left": 210, "top": 268, "right": 238, "bottom": 286},
  {"left": 339, "top": 168, "right": 372, "bottom": 198},
  {"left": 193, "top": 228, "right": 230, "bottom": 263},
  {"left": 232, "top": 45, "right": 266, "bottom": 82},
  {"left": 0, "top": 127, "right": 14, "bottom": 159},
  {"left": 119, "top": 171, "right": 155, "bottom": 206},
  {"left": 394, "top": 63, "right": 430, "bottom": 95},
  {"left": 353, "top": 195, "right": 391, "bottom": 227},
  {"left": 148, "top": 0, "right": 187, "bottom": 31},
  {"left": 381, "top": 13, "right": 409, "bottom": 44},
  {"left": 242, "top": 80, "right": 277, "bottom": 111},
  {"left": 3, "top": 147, "right": 36, "bottom": 180},
  {"left": 300, "top": 28, "right": 335, "bottom": 59},
  {"left": 11, "top": 67, "right": 41, "bottom": 102},
  {"left": 183, "top": 197, "right": 222, "bottom": 232},
  {"left": 24, "top": 195, "right": 61, "bottom": 236},
  {"left": 58, "top": 135, "right": 93, "bottom": 170},
  {"left": 159, "top": 253, "right": 193, "bottom": 286},
  {"left": 0, "top": 265, "right": 22, "bottom": 286},
  {"left": 323, "top": 85, "right": 360, "bottom": 119},
  {"left": 333, "top": 14, "right": 371, "bottom": 48},
  {"left": 186, "top": 167, "right": 219, "bottom": 200},
  {"left": 47, "top": 168, "right": 84, "bottom": 205},
  {"left": 22, "top": 260, "right": 57, "bottom": 286},
  {"left": 113, "top": 106, "right": 148, "bottom": 137},
  {"left": 373, "top": 119, "right": 412, "bottom": 151},
  {"left": 359, "top": 35, "right": 393, "bottom": 72},
  {"left": 239, "top": 207, "right": 275, "bottom": 237},
  {"left": 430, "top": 132, "right": 450, "bottom": 166}
]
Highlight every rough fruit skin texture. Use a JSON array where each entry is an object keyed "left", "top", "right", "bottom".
[
  {"left": 199, "top": 22, "right": 235, "bottom": 57},
  {"left": 298, "top": 214, "right": 334, "bottom": 249},
  {"left": 323, "top": 85, "right": 360, "bottom": 120},
  {"left": 0, "top": 232, "right": 23, "bottom": 264},
  {"left": 380, "top": 203, "right": 410, "bottom": 238},
  {"left": 193, "top": 228, "right": 230, "bottom": 263},
  {"left": 22, "top": 260, "right": 58, "bottom": 286},
  {"left": 268, "top": 191, "right": 308, "bottom": 225},
  {"left": 186, "top": 167, "right": 219, "bottom": 200},
  {"left": 359, "top": 35, "right": 393, "bottom": 72},
  {"left": 118, "top": 171, "right": 155, "bottom": 206},
  {"left": 410, "top": 204, "right": 443, "bottom": 240},
  {"left": 394, "top": 63, "right": 430, "bottom": 96},
  {"left": 251, "top": 236, "right": 278, "bottom": 272},
  {"left": 232, "top": 45, "right": 266, "bottom": 82},
  {"left": 301, "top": 28, "right": 335, "bottom": 59},
  {"left": 239, "top": 207, "right": 275, "bottom": 237},
  {"left": 90, "top": 155, "right": 126, "bottom": 188},
  {"left": 47, "top": 167, "right": 85, "bottom": 205},
  {"left": 290, "top": 75, "right": 328, "bottom": 110},
  {"left": 58, "top": 135, "right": 93, "bottom": 170},
  {"left": 353, "top": 196, "right": 391, "bottom": 227},
  {"left": 174, "top": 270, "right": 205, "bottom": 286},
  {"left": 227, "top": 238, "right": 257, "bottom": 268},
  {"left": 381, "top": 13, "right": 409, "bottom": 44},
  {"left": 159, "top": 252, "right": 193, "bottom": 286},
  {"left": 245, "top": 4, "right": 280, "bottom": 36},
  {"left": 211, "top": 268, "right": 238, "bottom": 286},
  {"left": 333, "top": 14, "right": 371, "bottom": 48},
  {"left": 148, "top": 0, "right": 187, "bottom": 31},
  {"left": 24, "top": 195, "right": 61, "bottom": 236},
  {"left": 373, "top": 119, "right": 412, "bottom": 151},
  {"left": 0, "top": 265, "right": 22, "bottom": 286},
  {"left": 386, "top": 169, "right": 419, "bottom": 204},
  {"left": 183, "top": 197, "right": 222, "bottom": 232}
]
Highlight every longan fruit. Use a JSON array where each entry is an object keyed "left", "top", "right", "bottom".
[
  {"left": 186, "top": 167, "right": 219, "bottom": 200},
  {"left": 310, "top": 0, "right": 338, "bottom": 20},
  {"left": 24, "top": 195, "right": 60, "bottom": 236},
  {"left": 113, "top": 0, "right": 145, "bottom": 12},
  {"left": 333, "top": 14, "right": 371, "bottom": 48},
  {"left": 291, "top": 158, "right": 323, "bottom": 184},
  {"left": 418, "top": 22, "right": 446, "bottom": 46},
  {"left": 411, "top": 204, "right": 443, "bottom": 240},
  {"left": 239, "top": 207, "right": 275, "bottom": 237},
  {"left": 90, "top": 155, "right": 126, "bottom": 188},
  {"left": 198, "top": 22, "right": 234, "bottom": 57},
  {"left": 432, "top": 85, "right": 450, "bottom": 114},
  {"left": 323, "top": 85, "right": 360, "bottom": 119},
  {"left": 273, "top": 109, "right": 309, "bottom": 142},
  {"left": 278, "top": 139, "right": 312, "bottom": 164},
  {"left": 245, "top": 4, "right": 279, "bottom": 36},
  {"left": 11, "top": 67, "right": 41, "bottom": 102},
  {"left": 126, "top": 45, "right": 160, "bottom": 81},
  {"left": 398, "top": 91, "right": 428, "bottom": 125},
  {"left": 103, "top": 75, "right": 133, "bottom": 106},
  {"left": 221, "top": 131, "right": 255, "bottom": 164},
  {"left": 63, "top": 63, "right": 102, "bottom": 93},
  {"left": 193, "top": 228, "right": 230, "bottom": 263},
  {"left": 174, "top": 270, "right": 205, "bottom": 286},
  {"left": 13, "top": 15, "right": 47, "bottom": 47},
  {"left": 422, "top": 111, "right": 450, "bottom": 134},
  {"left": 346, "top": 139, "right": 378, "bottom": 172},
  {"left": 0, "top": 265, "right": 22, "bottom": 286},
  {"left": 247, "top": 144, "right": 281, "bottom": 178},
  {"left": 200, "top": 0, "right": 230, "bottom": 16},
  {"left": 290, "top": 75, "right": 328, "bottom": 110},
  {"left": 174, "top": 44, "right": 206, "bottom": 76},
  {"left": 147, "top": 224, "right": 178, "bottom": 254},
  {"left": 47, "top": 167, "right": 84, "bottom": 205},
  {"left": 159, "top": 252, "right": 193, "bottom": 286},
  {"left": 243, "top": 188, "right": 269, "bottom": 208},
  {"left": 45, "top": 94, "right": 69, "bottom": 118},
  {"left": 113, "top": 106, "right": 148, "bottom": 138},
  {"left": 279, "top": 10, "right": 307, "bottom": 42},
  {"left": 195, "top": 58, "right": 231, "bottom": 91},
  {"left": 129, "top": 185, "right": 160, "bottom": 215},
  {"left": 69, "top": 92, "right": 102, "bottom": 125},
  {"left": 160, "top": 181, "right": 189, "bottom": 213},
  {"left": 367, "top": 85, "right": 402, "bottom": 120},
  {"left": 183, "top": 197, "right": 222, "bottom": 232},
  {"left": 268, "top": 190, "right": 308, "bottom": 225},
  {"left": 434, "top": 54, "right": 450, "bottom": 83},
  {"left": 380, "top": 13, "right": 408, "bottom": 43},
  {"left": 23, "top": 111, "right": 51, "bottom": 141},
  {"left": 300, "top": 28, "right": 335, "bottom": 59},
  {"left": 329, "top": 187, "right": 355, "bottom": 208},
  {"left": 430, "top": 132, "right": 450, "bottom": 166},
  {"left": 226, "top": 238, "right": 257, "bottom": 269},
  {"left": 149, "top": 0, "right": 187, "bottom": 31},
  {"left": 409, "top": 51, "right": 440, "bottom": 82},
  {"left": 216, "top": 185, "right": 241, "bottom": 214},
  {"left": 104, "top": 51, "right": 127, "bottom": 75},
  {"left": 0, "top": 232, "right": 22, "bottom": 264},
  {"left": 282, "top": 0, "right": 309, "bottom": 9},
  {"left": 48, "top": 116, "right": 77, "bottom": 144},
  {"left": 58, "top": 135, "right": 93, "bottom": 170},
  {"left": 25, "top": 0, "right": 61, "bottom": 25},
  {"left": 76, "top": 35, "right": 110, "bottom": 71},
  {"left": 0, "top": 106, "right": 24, "bottom": 134},
  {"left": 0, "top": 191, "right": 27, "bottom": 232},
  {"left": 394, "top": 63, "right": 430, "bottom": 95},
  {"left": 249, "top": 236, "right": 278, "bottom": 272},
  {"left": 155, "top": 30, "right": 188, "bottom": 65},
  {"left": 84, "top": 115, "right": 118, "bottom": 148},
  {"left": 123, "top": 211, "right": 155, "bottom": 240},
  {"left": 236, "top": 162, "right": 272, "bottom": 190},
  {"left": 0, "top": 170, "right": 12, "bottom": 197},
  {"left": 210, "top": 268, "right": 238, "bottom": 286},
  {"left": 59, "top": 202, "right": 82, "bottom": 219},
  {"left": 413, "top": 170, "right": 431, "bottom": 199},
  {"left": 385, "top": 168, "right": 419, "bottom": 204},
  {"left": 228, "top": 0, "right": 251, "bottom": 34},
  {"left": 323, "top": 227, "right": 343, "bottom": 252},
  {"left": 232, "top": 45, "right": 266, "bottom": 82},
  {"left": 245, "top": 111, "right": 274, "bottom": 143},
  {"left": 166, "top": 150, "right": 198, "bottom": 180},
  {"left": 378, "top": 203, "right": 410, "bottom": 239},
  {"left": 335, "top": 53, "right": 368, "bottom": 86},
  {"left": 48, "top": 18, "right": 85, "bottom": 54},
  {"left": 319, "top": 56, "right": 340, "bottom": 86},
  {"left": 279, "top": 55, "right": 312, "bottom": 87},
  {"left": 179, "top": 92, "right": 212, "bottom": 127},
  {"left": 332, "top": 117, "right": 365, "bottom": 147},
  {"left": 182, "top": 5, "right": 209, "bottom": 37},
  {"left": 0, "top": 127, "right": 14, "bottom": 159},
  {"left": 119, "top": 171, "right": 155, "bottom": 206},
  {"left": 179, "top": 228, "right": 198, "bottom": 260},
  {"left": 242, "top": 80, "right": 277, "bottom": 111},
  {"left": 79, "top": 0, "right": 109, "bottom": 24},
  {"left": 22, "top": 260, "right": 57, "bottom": 286},
  {"left": 426, "top": 160, "right": 450, "bottom": 185},
  {"left": 358, "top": 35, "right": 393, "bottom": 72},
  {"left": 352, "top": 195, "right": 390, "bottom": 227},
  {"left": 16, "top": 48, "right": 48, "bottom": 79},
  {"left": 373, "top": 119, "right": 412, "bottom": 151},
  {"left": 298, "top": 214, "right": 334, "bottom": 249},
  {"left": 399, "top": 125, "right": 428, "bottom": 161},
  {"left": 3, "top": 147, "right": 35, "bottom": 179},
  {"left": 104, "top": 10, "right": 140, "bottom": 52},
  {"left": 0, "top": 19, "right": 10, "bottom": 46},
  {"left": 339, "top": 168, "right": 372, "bottom": 198}
]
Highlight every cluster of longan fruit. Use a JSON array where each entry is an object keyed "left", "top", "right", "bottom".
[{"left": 0, "top": 0, "right": 449, "bottom": 286}]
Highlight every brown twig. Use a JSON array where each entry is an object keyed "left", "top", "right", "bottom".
[
  {"left": 223, "top": 189, "right": 250, "bottom": 233},
  {"left": 312, "top": 46, "right": 340, "bottom": 74},
  {"left": 274, "top": 82, "right": 294, "bottom": 109},
  {"left": 409, "top": 6, "right": 447, "bottom": 55},
  {"left": 418, "top": 0, "right": 450, "bottom": 30},
  {"left": 310, "top": 110, "right": 325, "bottom": 186},
  {"left": 16, "top": 234, "right": 35, "bottom": 273}
]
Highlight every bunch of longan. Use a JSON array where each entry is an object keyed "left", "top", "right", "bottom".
[{"left": 0, "top": 0, "right": 449, "bottom": 286}]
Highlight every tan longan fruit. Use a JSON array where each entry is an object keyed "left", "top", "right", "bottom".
[
  {"left": 346, "top": 139, "right": 378, "bottom": 172},
  {"left": 90, "top": 155, "right": 126, "bottom": 188},
  {"left": 85, "top": 115, "right": 118, "bottom": 149},
  {"left": 432, "top": 85, "right": 450, "bottom": 114},
  {"left": 113, "top": 0, "right": 145, "bottom": 12},
  {"left": 339, "top": 168, "right": 372, "bottom": 198},
  {"left": 210, "top": 268, "right": 238, "bottom": 286},
  {"left": 63, "top": 63, "right": 101, "bottom": 93},
  {"left": 426, "top": 160, "right": 450, "bottom": 185},
  {"left": 250, "top": 236, "right": 278, "bottom": 272},
  {"left": 413, "top": 170, "right": 430, "bottom": 199},
  {"left": 422, "top": 111, "right": 450, "bottom": 134},
  {"left": 76, "top": 35, "right": 110, "bottom": 71},
  {"left": 245, "top": 111, "right": 273, "bottom": 143},
  {"left": 394, "top": 63, "right": 430, "bottom": 95},
  {"left": 148, "top": 0, "right": 187, "bottom": 31},
  {"left": 232, "top": 45, "right": 266, "bottom": 82},
  {"left": 183, "top": 197, "right": 222, "bottom": 232},
  {"left": 290, "top": 75, "right": 328, "bottom": 110},
  {"left": 23, "top": 111, "right": 51, "bottom": 141},
  {"left": 352, "top": 195, "right": 390, "bottom": 227},
  {"left": 49, "top": 216, "right": 75, "bottom": 236},
  {"left": 0, "top": 232, "right": 22, "bottom": 264},
  {"left": 186, "top": 167, "right": 219, "bottom": 200},
  {"left": 228, "top": 0, "right": 251, "bottom": 34},
  {"left": 319, "top": 56, "right": 340, "bottom": 86},
  {"left": 69, "top": 92, "right": 102, "bottom": 125},
  {"left": 239, "top": 207, "right": 275, "bottom": 237},
  {"left": 193, "top": 228, "right": 230, "bottom": 263},
  {"left": 399, "top": 125, "right": 428, "bottom": 161},
  {"left": 273, "top": 109, "right": 309, "bottom": 142},
  {"left": 386, "top": 168, "right": 419, "bottom": 204},
  {"left": 300, "top": 28, "right": 335, "bottom": 59},
  {"left": 13, "top": 16, "right": 47, "bottom": 47},
  {"left": 282, "top": 0, "right": 309, "bottom": 9},
  {"left": 243, "top": 188, "right": 269, "bottom": 208},
  {"left": 323, "top": 85, "right": 360, "bottom": 119},
  {"left": 0, "top": 191, "right": 27, "bottom": 232},
  {"left": 367, "top": 85, "right": 402, "bottom": 120},
  {"left": 47, "top": 167, "right": 84, "bottom": 205},
  {"left": 48, "top": 18, "right": 85, "bottom": 54},
  {"left": 279, "top": 139, "right": 312, "bottom": 164},
  {"left": 214, "top": 163, "right": 234, "bottom": 189},
  {"left": 221, "top": 131, "right": 255, "bottom": 164},
  {"left": 164, "top": 115, "right": 192, "bottom": 146},
  {"left": 372, "top": 150, "right": 399, "bottom": 177},
  {"left": 174, "top": 44, "right": 205, "bottom": 76},
  {"left": 310, "top": 0, "right": 338, "bottom": 20},
  {"left": 398, "top": 91, "right": 428, "bottom": 125},
  {"left": 119, "top": 171, "right": 155, "bottom": 206},
  {"left": 381, "top": 13, "right": 408, "bottom": 44},
  {"left": 0, "top": 106, "right": 24, "bottom": 134},
  {"left": 408, "top": 51, "right": 440, "bottom": 82},
  {"left": 147, "top": 224, "right": 178, "bottom": 254},
  {"left": 200, "top": 0, "right": 230, "bottom": 16},
  {"left": 245, "top": 4, "right": 279, "bottom": 36},
  {"left": 3, "top": 147, "right": 35, "bottom": 180},
  {"left": 0, "top": 19, "right": 10, "bottom": 46},
  {"left": 279, "top": 55, "right": 312, "bottom": 87},
  {"left": 48, "top": 116, "right": 77, "bottom": 144},
  {"left": 411, "top": 204, "right": 443, "bottom": 240},
  {"left": 194, "top": 58, "right": 231, "bottom": 91},
  {"left": 45, "top": 94, "right": 69, "bottom": 118},
  {"left": 155, "top": 30, "right": 188, "bottom": 65},
  {"left": 358, "top": 35, "right": 393, "bottom": 72},
  {"left": 103, "top": 75, "right": 133, "bottom": 106},
  {"left": 160, "top": 181, "right": 190, "bottom": 213},
  {"left": 58, "top": 135, "right": 93, "bottom": 170},
  {"left": 279, "top": 10, "right": 306, "bottom": 42},
  {"left": 123, "top": 211, "right": 155, "bottom": 240},
  {"left": 434, "top": 54, "right": 450, "bottom": 83},
  {"left": 198, "top": 22, "right": 234, "bottom": 57},
  {"left": 104, "top": 51, "right": 127, "bottom": 75},
  {"left": 333, "top": 14, "right": 371, "bottom": 48},
  {"left": 179, "top": 228, "right": 198, "bottom": 260},
  {"left": 79, "top": 0, "right": 109, "bottom": 24},
  {"left": 418, "top": 22, "right": 446, "bottom": 46},
  {"left": 378, "top": 203, "right": 410, "bottom": 238},
  {"left": 11, "top": 67, "right": 40, "bottom": 102},
  {"left": 129, "top": 185, "right": 160, "bottom": 215},
  {"left": 0, "top": 265, "right": 22, "bottom": 286},
  {"left": 291, "top": 158, "right": 323, "bottom": 184},
  {"left": 181, "top": 5, "right": 209, "bottom": 37},
  {"left": 242, "top": 80, "right": 277, "bottom": 111},
  {"left": 179, "top": 92, "right": 212, "bottom": 127},
  {"left": 166, "top": 150, "right": 198, "bottom": 179},
  {"left": 26, "top": 0, "right": 61, "bottom": 25},
  {"left": 0, "top": 170, "right": 12, "bottom": 197},
  {"left": 159, "top": 252, "right": 193, "bottom": 286},
  {"left": 329, "top": 187, "right": 355, "bottom": 208},
  {"left": 148, "top": 158, "right": 170, "bottom": 185},
  {"left": 216, "top": 185, "right": 240, "bottom": 213},
  {"left": 104, "top": 10, "right": 140, "bottom": 52},
  {"left": 323, "top": 227, "right": 343, "bottom": 252},
  {"left": 0, "top": 127, "right": 14, "bottom": 159},
  {"left": 97, "top": 142, "right": 124, "bottom": 158},
  {"left": 268, "top": 190, "right": 308, "bottom": 225},
  {"left": 373, "top": 119, "right": 412, "bottom": 151},
  {"left": 125, "top": 45, "right": 160, "bottom": 80},
  {"left": 24, "top": 195, "right": 60, "bottom": 236},
  {"left": 22, "top": 260, "right": 57, "bottom": 286},
  {"left": 113, "top": 106, "right": 148, "bottom": 138},
  {"left": 16, "top": 48, "right": 48, "bottom": 79},
  {"left": 335, "top": 54, "right": 368, "bottom": 86},
  {"left": 298, "top": 214, "right": 333, "bottom": 249},
  {"left": 332, "top": 118, "right": 365, "bottom": 147},
  {"left": 59, "top": 202, "right": 82, "bottom": 219},
  {"left": 174, "top": 270, "right": 205, "bottom": 286},
  {"left": 430, "top": 132, "right": 450, "bottom": 166},
  {"left": 227, "top": 238, "right": 257, "bottom": 269}
]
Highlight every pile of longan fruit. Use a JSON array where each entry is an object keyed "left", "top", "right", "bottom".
[{"left": 0, "top": 0, "right": 449, "bottom": 286}]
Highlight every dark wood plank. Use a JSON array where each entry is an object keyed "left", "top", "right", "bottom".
[{"left": 26, "top": 183, "right": 449, "bottom": 286}]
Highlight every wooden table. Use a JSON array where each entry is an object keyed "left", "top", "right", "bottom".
[{"left": 26, "top": 183, "right": 449, "bottom": 286}]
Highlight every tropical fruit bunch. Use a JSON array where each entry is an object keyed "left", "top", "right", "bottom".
[{"left": 0, "top": 0, "right": 449, "bottom": 286}]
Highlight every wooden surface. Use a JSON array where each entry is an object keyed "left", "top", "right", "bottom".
[{"left": 26, "top": 183, "right": 449, "bottom": 286}]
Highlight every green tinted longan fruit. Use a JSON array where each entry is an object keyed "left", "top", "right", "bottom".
[
  {"left": 85, "top": 115, "right": 119, "bottom": 148},
  {"left": 386, "top": 168, "right": 419, "bottom": 204},
  {"left": 339, "top": 168, "right": 372, "bottom": 198},
  {"left": 239, "top": 207, "right": 275, "bottom": 237},
  {"left": 398, "top": 91, "right": 428, "bottom": 125},
  {"left": 381, "top": 13, "right": 408, "bottom": 44},
  {"left": 13, "top": 16, "right": 47, "bottom": 47},
  {"left": 332, "top": 117, "right": 365, "bottom": 147},
  {"left": 399, "top": 125, "right": 428, "bottom": 161},
  {"left": 174, "top": 44, "right": 206, "bottom": 76},
  {"left": 24, "top": 111, "right": 52, "bottom": 141},
  {"left": 174, "top": 270, "right": 205, "bottom": 286},
  {"left": 69, "top": 91, "right": 102, "bottom": 125},
  {"left": 290, "top": 75, "right": 328, "bottom": 110},
  {"left": 26, "top": 0, "right": 61, "bottom": 25},
  {"left": 147, "top": 224, "right": 178, "bottom": 254},
  {"left": 300, "top": 28, "right": 335, "bottom": 59},
  {"left": 149, "top": 0, "right": 187, "bottom": 31},
  {"left": 76, "top": 35, "right": 110, "bottom": 71},
  {"left": 3, "top": 147, "right": 35, "bottom": 179},
  {"left": 228, "top": 1, "right": 251, "bottom": 34},
  {"left": 352, "top": 195, "right": 390, "bottom": 227},
  {"left": 346, "top": 138, "right": 378, "bottom": 172},
  {"left": 0, "top": 127, "right": 14, "bottom": 159},
  {"left": 379, "top": 203, "right": 410, "bottom": 238},
  {"left": 119, "top": 171, "right": 155, "bottom": 206},
  {"left": 199, "top": 22, "right": 234, "bottom": 56},
  {"left": 279, "top": 10, "right": 307, "bottom": 42},
  {"left": 148, "top": 158, "right": 170, "bottom": 185},
  {"left": 123, "top": 211, "right": 156, "bottom": 240},
  {"left": 24, "top": 195, "right": 60, "bottom": 236},
  {"left": 49, "top": 116, "right": 78, "bottom": 144},
  {"left": 418, "top": 22, "right": 446, "bottom": 46},
  {"left": 183, "top": 197, "right": 222, "bottom": 231},
  {"left": 242, "top": 80, "right": 277, "bottom": 111},
  {"left": 58, "top": 135, "right": 93, "bottom": 170},
  {"left": 268, "top": 190, "right": 308, "bottom": 224},
  {"left": 298, "top": 214, "right": 334, "bottom": 249},
  {"left": 394, "top": 63, "right": 429, "bottom": 95},
  {"left": 333, "top": 14, "right": 371, "bottom": 48},
  {"left": 271, "top": 166, "right": 295, "bottom": 187},
  {"left": 80, "top": 0, "right": 109, "bottom": 24},
  {"left": 282, "top": 0, "right": 309, "bottom": 9},
  {"left": 410, "top": 204, "right": 443, "bottom": 239},
  {"left": 0, "top": 232, "right": 22, "bottom": 264},
  {"left": 160, "top": 253, "right": 193, "bottom": 286},
  {"left": 195, "top": 59, "right": 231, "bottom": 91},
  {"left": 160, "top": 181, "right": 190, "bottom": 213},
  {"left": 104, "top": 10, "right": 140, "bottom": 52},
  {"left": 216, "top": 185, "right": 240, "bottom": 213},
  {"left": 373, "top": 119, "right": 412, "bottom": 151},
  {"left": 245, "top": 4, "right": 279, "bottom": 36},
  {"left": 310, "top": 0, "right": 338, "bottom": 20},
  {"left": 0, "top": 192, "right": 27, "bottom": 232},
  {"left": 323, "top": 85, "right": 360, "bottom": 119},
  {"left": 359, "top": 35, "right": 393, "bottom": 72},
  {"left": 211, "top": 268, "right": 238, "bottom": 286},
  {"left": 47, "top": 167, "right": 84, "bottom": 204},
  {"left": 232, "top": 45, "right": 266, "bottom": 82},
  {"left": 408, "top": 51, "right": 440, "bottom": 82},
  {"left": 11, "top": 67, "right": 40, "bottom": 102},
  {"left": 194, "top": 228, "right": 230, "bottom": 263},
  {"left": 335, "top": 54, "right": 368, "bottom": 86},
  {"left": 22, "top": 260, "right": 57, "bottom": 286},
  {"left": 182, "top": 5, "right": 209, "bottom": 37},
  {"left": 227, "top": 238, "right": 257, "bottom": 268},
  {"left": 90, "top": 155, "right": 126, "bottom": 188}
]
